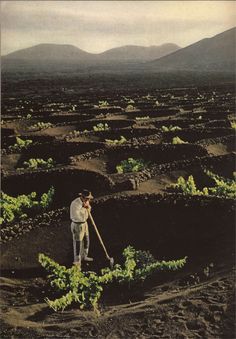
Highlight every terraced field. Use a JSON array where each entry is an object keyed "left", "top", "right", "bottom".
[{"left": 1, "top": 80, "right": 235, "bottom": 338}]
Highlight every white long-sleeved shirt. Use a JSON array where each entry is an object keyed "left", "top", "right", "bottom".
[{"left": 70, "top": 197, "right": 89, "bottom": 223}]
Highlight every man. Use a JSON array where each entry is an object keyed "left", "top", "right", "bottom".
[{"left": 70, "top": 189, "right": 94, "bottom": 268}]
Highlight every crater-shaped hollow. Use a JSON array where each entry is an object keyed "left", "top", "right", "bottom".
[
  {"left": 72, "top": 144, "right": 208, "bottom": 174},
  {"left": 162, "top": 127, "right": 233, "bottom": 143},
  {"left": 1, "top": 168, "right": 114, "bottom": 207},
  {"left": 0, "top": 194, "right": 234, "bottom": 271}
]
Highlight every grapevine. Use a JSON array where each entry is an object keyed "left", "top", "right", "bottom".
[
  {"left": 93, "top": 123, "right": 110, "bottom": 132},
  {"left": 18, "top": 158, "right": 55, "bottom": 170},
  {"left": 105, "top": 136, "right": 127, "bottom": 145},
  {"left": 135, "top": 116, "right": 150, "bottom": 121},
  {"left": 161, "top": 125, "right": 182, "bottom": 132},
  {"left": 9, "top": 137, "right": 33, "bottom": 152},
  {"left": 98, "top": 100, "right": 109, "bottom": 108},
  {"left": 172, "top": 137, "right": 188, "bottom": 144},
  {"left": 0, "top": 186, "right": 55, "bottom": 225},
  {"left": 116, "top": 158, "right": 149, "bottom": 174},
  {"left": 39, "top": 246, "right": 187, "bottom": 312},
  {"left": 168, "top": 171, "right": 236, "bottom": 198},
  {"left": 30, "top": 122, "right": 53, "bottom": 130}
]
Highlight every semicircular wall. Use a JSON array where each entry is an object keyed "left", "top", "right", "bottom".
[{"left": 0, "top": 193, "right": 234, "bottom": 271}]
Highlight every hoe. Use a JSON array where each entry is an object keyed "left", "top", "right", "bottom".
[{"left": 88, "top": 211, "right": 114, "bottom": 269}]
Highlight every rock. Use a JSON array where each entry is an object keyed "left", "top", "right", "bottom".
[
  {"left": 176, "top": 334, "right": 188, "bottom": 339},
  {"left": 124, "top": 178, "right": 140, "bottom": 190},
  {"left": 186, "top": 319, "right": 205, "bottom": 330},
  {"left": 209, "top": 304, "right": 226, "bottom": 312}
]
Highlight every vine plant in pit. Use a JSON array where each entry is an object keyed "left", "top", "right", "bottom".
[
  {"left": 172, "top": 136, "right": 188, "bottom": 144},
  {"left": 135, "top": 116, "right": 150, "bottom": 121},
  {"left": 39, "top": 246, "right": 187, "bottom": 312},
  {"left": 68, "top": 129, "right": 89, "bottom": 138},
  {"left": 98, "top": 100, "right": 109, "bottom": 108},
  {"left": 161, "top": 125, "right": 182, "bottom": 132},
  {"left": 168, "top": 170, "right": 236, "bottom": 199},
  {"left": 93, "top": 123, "right": 110, "bottom": 132},
  {"left": 9, "top": 137, "right": 33, "bottom": 152},
  {"left": 126, "top": 104, "right": 135, "bottom": 111},
  {"left": 0, "top": 186, "right": 55, "bottom": 225},
  {"left": 105, "top": 136, "right": 127, "bottom": 145},
  {"left": 230, "top": 121, "right": 236, "bottom": 129},
  {"left": 116, "top": 158, "right": 150, "bottom": 173},
  {"left": 18, "top": 158, "right": 55, "bottom": 170},
  {"left": 30, "top": 122, "right": 53, "bottom": 130}
]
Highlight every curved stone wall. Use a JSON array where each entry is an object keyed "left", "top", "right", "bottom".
[
  {"left": 1, "top": 193, "right": 234, "bottom": 271},
  {"left": 2, "top": 167, "right": 114, "bottom": 207}
]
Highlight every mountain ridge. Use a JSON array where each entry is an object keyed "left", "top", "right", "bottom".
[
  {"left": 147, "top": 27, "right": 236, "bottom": 71},
  {"left": 2, "top": 27, "right": 235, "bottom": 72},
  {"left": 3, "top": 43, "right": 180, "bottom": 62}
]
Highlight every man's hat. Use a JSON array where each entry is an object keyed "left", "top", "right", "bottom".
[{"left": 79, "top": 189, "right": 93, "bottom": 199}]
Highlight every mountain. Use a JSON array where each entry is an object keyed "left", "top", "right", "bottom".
[
  {"left": 2, "top": 43, "right": 180, "bottom": 71},
  {"left": 148, "top": 27, "right": 236, "bottom": 72},
  {"left": 98, "top": 44, "right": 180, "bottom": 62},
  {"left": 2, "top": 28, "right": 235, "bottom": 73},
  {"left": 3, "top": 43, "right": 95, "bottom": 62}
]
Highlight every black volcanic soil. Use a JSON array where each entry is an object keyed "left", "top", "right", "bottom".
[
  {"left": 0, "top": 268, "right": 234, "bottom": 338},
  {"left": 1, "top": 79, "right": 235, "bottom": 339}
]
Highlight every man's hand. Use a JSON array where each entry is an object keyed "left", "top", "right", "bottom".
[{"left": 83, "top": 200, "right": 91, "bottom": 211}]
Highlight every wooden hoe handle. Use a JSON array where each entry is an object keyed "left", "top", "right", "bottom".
[{"left": 88, "top": 211, "right": 110, "bottom": 260}]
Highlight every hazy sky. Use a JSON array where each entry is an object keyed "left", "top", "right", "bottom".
[{"left": 1, "top": 1, "right": 235, "bottom": 55}]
